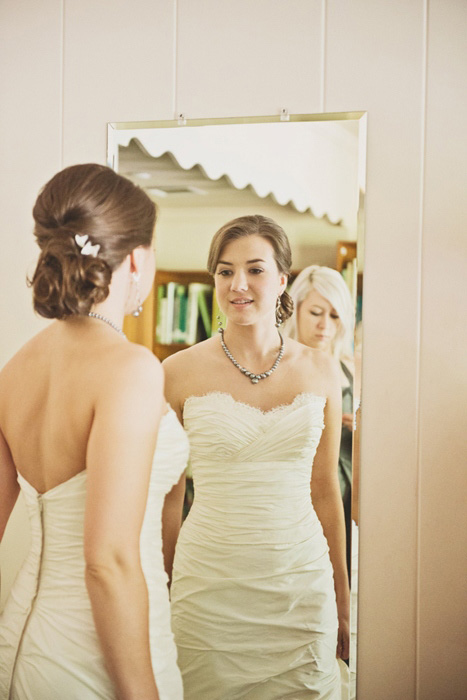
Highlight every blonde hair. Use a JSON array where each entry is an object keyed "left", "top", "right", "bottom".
[
  {"left": 207, "top": 215, "right": 294, "bottom": 321},
  {"left": 283, "top": 265, "right": 354, "bottom": 360}
]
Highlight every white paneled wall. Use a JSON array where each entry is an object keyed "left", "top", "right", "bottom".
[
  {"left": 419, "top": 1, "right": 467, "bottom": 697},
  {"left": 176, "top": 0, "right": 324, "bottom": 117},
  {"left": 325, "top": 2, "right": 426, "bottom": 696},
  {"left": 1, "top": 2, "right": 466, "bottom": 698},
  {"left": 63, "top": 0, "right": 176, "bottom": 165},
  {"left": 0, "top": 0, "right": 62, "bottom": 344},
  {"left": 0, "top": 0, "right": 63, "bottom": 598}
]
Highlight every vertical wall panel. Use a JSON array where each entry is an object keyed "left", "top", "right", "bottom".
[
  {"left": 177, "top": 0, "right": 323, "bottom": 118},
  {"left": 325, "top": 2, "right": 426, "bottom": 697},
  {"left": 0, "top": 0, "right": 63, "bottom": 365},
  {"left": 418, "top": 2, "right": 467, "bottom": 698},
  {"left": 62, "top": 0, "right": 176, "bottom": 165},
  {"left": 0, "top": 0, "right": 63, "bottom": 608}
]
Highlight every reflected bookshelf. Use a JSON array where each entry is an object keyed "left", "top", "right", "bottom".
[
  {"left": 153, "top": 269, "right": 223, "bottom": 361},
  {"left": 336, "top": 240, "right": 361, "bottom": 323}
]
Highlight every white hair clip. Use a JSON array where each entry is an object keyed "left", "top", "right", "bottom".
[{"left": 74, "top": 233, "right": 100, "bottom": 258}]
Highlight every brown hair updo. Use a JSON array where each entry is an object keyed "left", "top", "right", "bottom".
[
  {"left": 29, "top": 163, "right": 156, "bottom": 319},
  {"left": 207, "top": 215, "right": 294, "bottom": 321}
]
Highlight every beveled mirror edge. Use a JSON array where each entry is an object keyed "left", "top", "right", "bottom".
[
  {"left": 108, "top": 110, "right": 367, "bottom": 131},
  {"left": 107, "top": 111, "right": 368, "bottom": 171}
]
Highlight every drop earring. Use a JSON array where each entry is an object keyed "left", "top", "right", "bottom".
[
  {"left": 132, "top": 272, "right": 143, "bottom": 317},
  {"left": 216, "top": 314, "right": 224, "bottom": 333},
  {"left": 275, "top": 295, "right": 283, "bottom": 328}
]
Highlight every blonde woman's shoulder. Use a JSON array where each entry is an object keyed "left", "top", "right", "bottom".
[
  {"left": 285, "top": 337, "right": 334, "bottom": 367},
  {"left": 287, "top": 339, "right": 340, "bottom": 391}
]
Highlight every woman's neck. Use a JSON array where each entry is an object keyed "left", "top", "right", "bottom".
[{"left": 222, "top": 321, "right": 282, "bottom": 364}]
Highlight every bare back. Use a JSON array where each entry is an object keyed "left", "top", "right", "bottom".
[{"left": 0, "top": 318, "right": 151, "bottom": 495}]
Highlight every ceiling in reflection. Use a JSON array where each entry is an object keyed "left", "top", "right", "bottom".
[{"left": 116, "top": 120, "right": 361, "bottom": 233}]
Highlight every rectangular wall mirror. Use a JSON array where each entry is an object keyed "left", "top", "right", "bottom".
[{"left": 108, "top": 112, "right": 366, "bottom": 698}]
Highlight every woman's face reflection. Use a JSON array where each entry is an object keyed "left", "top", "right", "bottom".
[
  {"left": 297, "top": 288, "right": 340, "bottom": 354},
  {"left": 214, "top": 235, "right": 285, "bottom": 326}
]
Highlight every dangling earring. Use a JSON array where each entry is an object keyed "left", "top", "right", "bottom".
[
  {"left": 216, "top": 314, "right": 224, "bottom": 333},
  {"left": 132, "top": 272, "right": 143, "bottom": 317},
  {"left": 275, "top": 295, "right": 283, "bottom": 328}
]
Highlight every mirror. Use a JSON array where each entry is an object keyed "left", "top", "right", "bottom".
[{"left": 108, "top": 113, "right": 366, "bottom": 698}]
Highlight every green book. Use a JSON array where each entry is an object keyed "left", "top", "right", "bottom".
[
  {"left": 155, "top": 285, "right": 166, "bottom": 343},
  {"left": 197, "top": 285, "right": 212, "bottom": 338},
  {"left": 165, "top": 281, "right": 177, "bottom": 344},
  {"left": 186, "top": 283, "right": 212, "bottom": 344},
  {"left": 172, "top": 284, "right": 188, "bottom": 343}
]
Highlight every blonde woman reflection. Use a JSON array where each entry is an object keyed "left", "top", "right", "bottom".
[
  {"left": 0, "top": 164, "right": 187, "bottom": 700},
  {"left": 283, "top": 266, "right": 355, "bottom": 576},
  {"left": 164, "top": 215, "right": 349, "bottom": 699}
]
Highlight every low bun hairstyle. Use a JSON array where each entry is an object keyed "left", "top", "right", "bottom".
[
  {"left": 29, "top": 163, "right": 156, "bottom": 319},
  {"left": 207, "top": 215, "right": 294, "bottom": 322}
]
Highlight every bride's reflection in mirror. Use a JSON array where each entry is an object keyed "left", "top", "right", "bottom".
[
  {"left": 110, "top": 115, "right": 365, "bottom": 698},
  {"left": 163, "top": 215, "right": 349, "bottom": 698}
]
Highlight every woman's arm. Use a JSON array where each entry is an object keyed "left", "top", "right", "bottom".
[
  {"left": 84, "top": 347, "right": 164, "bottom": 700},
  {"left": 310, "top": 357, "right": 350, "bottom": 660},
  {"left": 162, "top": 352, "right": 187, "bottom": 424},
  {"left": 352, "top": 403, "right": 361, "bottom": 525},
  {"left": 161, "top": 472, "right": 186, "bottom": 585},
  {"left": 0, "top": 427, "right": 19, "bottom": 543},
  {"left": 160, "top": 352, "right": 192, "bottom": 585}
]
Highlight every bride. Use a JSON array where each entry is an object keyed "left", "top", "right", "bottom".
[
  {"left": 0, "top": 164, "right": 187, "bottom": 700},
  {"left": 164, "top": 215, "right": 349, "bottom": 699}
]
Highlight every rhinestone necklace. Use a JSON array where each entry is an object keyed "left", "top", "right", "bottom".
[
  {"left": 88, "top": 312, "right": 127, "bottom": 339},
  {"left": 219, "top": 328, "right": 284, "bottom": 384}
]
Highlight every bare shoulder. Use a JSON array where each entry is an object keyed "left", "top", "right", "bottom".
[
  {"left": 0, "top": 326, "right": 47, "bottom": 373},
  {"left": 97, "top": 341, "right": 163, "bottom": 392},
  {"left": 0, "top": 327, "right": 50, "bottom": 395},
  {"left": 163, "top": 336, "right": 217, "bottom": 379},
  {"left": 284, "top": 338, "right": 341, "bottom": 398},
  {"left": 163, "top": 337, "right": 219, "bottom": 418}
]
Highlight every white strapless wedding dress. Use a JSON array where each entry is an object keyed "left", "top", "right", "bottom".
[
  {"left": 171, "top": 392, "right": 341, "bottom": 700},
  {"left": 0, "top": 408, "right": 188, "bottom": 700}
]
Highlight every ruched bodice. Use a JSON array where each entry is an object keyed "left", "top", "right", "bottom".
[
  {"left": 171, "top": 392, "right": 341, "bottom": 699},
  {"left": 0, "top": 408, "right": 188, "bottom": 700}
]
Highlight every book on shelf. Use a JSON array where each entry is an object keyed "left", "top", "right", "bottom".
[
  {"left": 155, "top": 285, "right": 168, "bottom": 344},
  {"left": 165, "top": 281, "right": 176, "bottom": 343},
  {"left": 157, "top": 281, "right": 214, "bottom": 346},
  {"left": 172, "top": 284, "right": 188, "bottom": 343},
  {"left": 341, "top": 258, "right": 357, "bottom": 303},
  {"left": 197, "top": 284, "right": 212, "bottom": 338},
  {"left": 186, "top": 283, "right": 212, "bottom": 345},
  {"left": 155, "top": 282, "right": 178, "bottom": 344}
]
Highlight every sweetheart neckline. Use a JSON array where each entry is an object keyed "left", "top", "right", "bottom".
[
  {"left": 183, "top": 391, "right": 326, "bottom": 417},
  {"left": 16, "top": 406, "right": 178, "bottom": 497}
]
